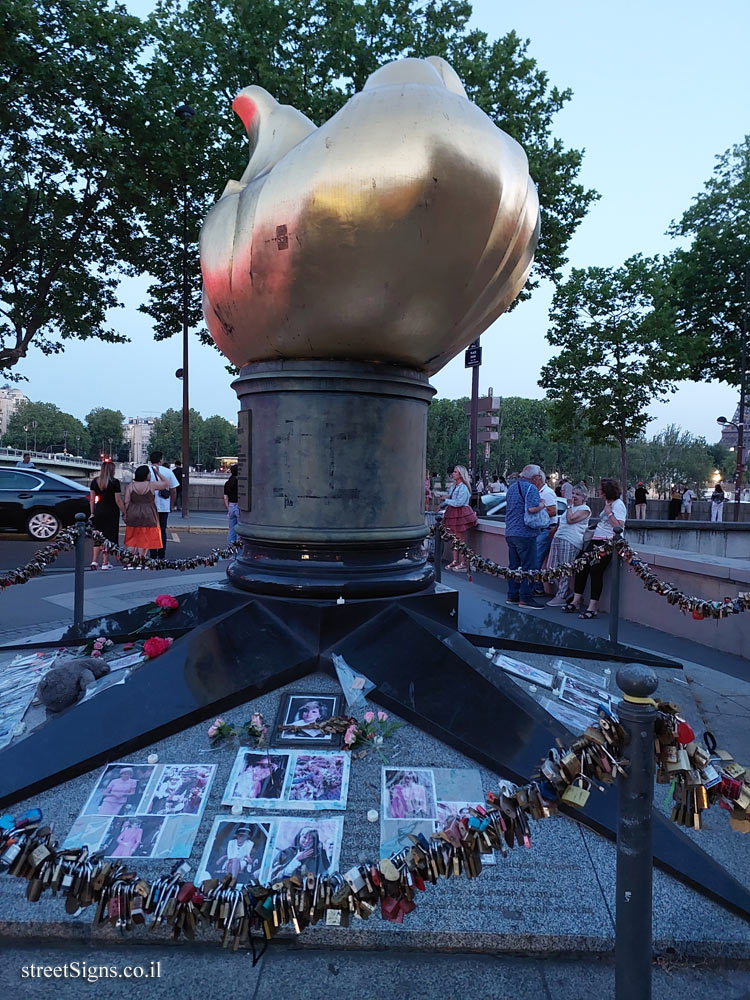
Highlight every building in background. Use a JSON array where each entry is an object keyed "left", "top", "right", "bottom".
[
  {"left": 0, "top": 386, "right": 29, "bottom": 439},
  {"left": 125, "top": 417, "right": 155, "bottom": 465}
]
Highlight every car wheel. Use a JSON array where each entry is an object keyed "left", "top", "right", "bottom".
[{"left": 26, "top": 510, "right": 62, "bottom": 540}]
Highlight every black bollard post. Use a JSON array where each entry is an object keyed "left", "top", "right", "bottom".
[
  {"left": 434, "top": 514, "right": 443, "bottom": 584},
  {"left": 73, "top": 512, "right": 86, "bottom": 636},
  {"left": 615, "top": 664, "right": 659, "bottom": 1000},
  {"left": 609, "top": 526, "right": 624, "bottom": 645}
]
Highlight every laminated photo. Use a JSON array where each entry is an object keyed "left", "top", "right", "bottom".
[
  {"left": 266, "top": 817, "right": 343, "bottom": 883},
  {"left": 142, "top": 764, "right": 214, "bottom": 816},
  {"left": 558, "top": 676, "right": 612, "bottom": 716},
  {"left": 222, "top": 750, "right": 290, "bottom": 808},
  {"left": 61, "top": 815, "right": 111, "bottom": 852},
  {"left": 383, "top": 768, "right": 437, "bottom": 820},
  {"left": 286, "top": 752, "right": 350, "bottom": 809},
  {"left": 80, "top": 762, "right": 155, "bottom": 816},
  {"left": 197, "top": 818, "right": 272, "bottom": 886},
  {"left": 493, "top": 654, "right": 554, "bottom": 688},
  {"left": 100, "top": 815, "right": 165, "bottom": 859},
  {"left": 151, "top": 816, "right": 203, "bottom": 859}
]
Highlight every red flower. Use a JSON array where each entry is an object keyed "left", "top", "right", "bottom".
[
  {"left": 155, "top": 594, "right": 179, "bottom": 611},
  {"left": 143, "top": 636, "right": 174, "bottom": 659}
]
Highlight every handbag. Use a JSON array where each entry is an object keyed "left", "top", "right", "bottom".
[{"left": 519, "top": 482, "right": 550, "bottom": 530}]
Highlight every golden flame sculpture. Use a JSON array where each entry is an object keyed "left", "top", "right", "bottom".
[{"left": 201, "top": 56, "right": 540, "bottom": 374}]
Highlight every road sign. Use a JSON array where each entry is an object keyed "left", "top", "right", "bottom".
[
  {"left": 477, "top": 431, "right": 499, "bottom": 443},
  {"left": 464, "top": 397, "right": 500, "bottom": 414},
  {"left": 464, "top": 343, "right": 482, "bottom": 367},
  {"left": 477, "top": 415, "right": 500, "bottom": 428}
]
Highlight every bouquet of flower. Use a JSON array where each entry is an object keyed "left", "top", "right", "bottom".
[
  {"left": 344, "top": 711, "right": 401, "bottom": 754},
  {"left": 142, "top": 636, "right": 174, "bottom": 659},
  {"left": 154, "top": 594, "right": 180, "bottom": 613},
  {"left": 83, "top": 637, "right": 113, "bottom": 658},
  {"left": 207, "top": 712, "right": 268, "bottom": 748}
]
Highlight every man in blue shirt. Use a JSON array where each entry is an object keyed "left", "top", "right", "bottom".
[
  {"left": 15, "top": 453, "right": 35, "bottom": 468},
  {"left": 505, "top": 464, "right": 545, "bottom": 608}
]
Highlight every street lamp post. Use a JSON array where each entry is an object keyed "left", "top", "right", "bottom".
[
  {"left": 32, "top": 420, "right": 37, "bottom": 452},
  {"left": 23, "top": 425, "right": 28, "bottom": 451},
  {"left": 176, "top": 102, "right": 195, "bottom": 520},
  {"left": 76, "top": 434, "right": 80, "bottom": 457}
]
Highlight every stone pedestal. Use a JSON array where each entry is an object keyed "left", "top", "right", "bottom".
[{"left": 227, "top": 360, "right": 435, "bottom": 597}]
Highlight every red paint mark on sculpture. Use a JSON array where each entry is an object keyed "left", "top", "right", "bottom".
[{"left": 232, "top": 92, "right": 259, "bottom": 132}]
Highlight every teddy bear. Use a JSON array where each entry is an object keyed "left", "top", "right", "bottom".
[{"left": 35, "top": 656, "right": 111, "bottom": 714}]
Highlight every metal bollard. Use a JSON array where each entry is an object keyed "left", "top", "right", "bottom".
[
  {"left": 609, "top": 526, "right": 623, "bottom": 645},
  {"left": 73, "top": 512, "right": 86, "bottom": 636},
  {"left": 615, "top": 664, "right": 658, "bottom": 1000}
]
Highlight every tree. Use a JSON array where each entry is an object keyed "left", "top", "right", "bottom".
[
  {"left": 149, "top": 407, "right": 204, "bottom": 466},
  {"left": 539, "top": 255, "right": 686, "bottom": 489},
  {"left": 628, "top": 426, "right": 714, "bottom": 496},
  {"left": 426, "top": 398, "right": 469, "bottom": 480},
  {"left": 199, "top": 415, "right": 238, "bottom": 470},
  {"left": 667, "top": 137, "right": 750, "bottom": 385},
  {"left": 85, "top": 408, "right": 125, "bottom": 461},
  {"left": 5, "top": 400, "right": 89, "bottom": 454},
  {"left": 0, "top": 0, "right": 151, "bottom": 375},
  {"left": 137, "top": 0, "right": 597, "bottom": 348}
]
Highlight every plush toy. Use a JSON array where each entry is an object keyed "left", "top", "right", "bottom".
[{"left": 36, "top": 656, "right": 111, "bottom": 714}]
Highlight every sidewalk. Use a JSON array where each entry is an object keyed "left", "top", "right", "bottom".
[{"left": 169, "top": 511, "right": 227, "bottom": 532}]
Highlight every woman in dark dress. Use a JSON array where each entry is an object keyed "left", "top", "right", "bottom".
[{"left": 89, "top": 460, "right": 125, "bottom": 570}]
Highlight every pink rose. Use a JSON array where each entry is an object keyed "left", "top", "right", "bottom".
[
  {"left": 377, "top": 711, "right": 388, "bottom": 722},
  {"left": 207, "top": 724, "right": 218, "bottom": 738},
  {"left": 155, "top": 594, "right": 179, "bottom": 611},
  {"left": 91, "top": 650, "right": 101, "bottom": 658},
  {"left": 344, "top": 724, "right": 357, "bottom": 746},
  {"left": 363, "top": 711, "right": 374, "bottom": 723},
  {"left": 94, "top": 638, "right": 105, "bottom": 648},
  {"left": 143, "top": 636, "right": 174, "bottom": 659}
]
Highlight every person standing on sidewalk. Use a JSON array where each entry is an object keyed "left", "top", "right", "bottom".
[
  {"left": 681, "top": 485, "right": 696, "bottom": 520},
  {"left": 532, "top": 470, "right": 559, "bottom": 595},
  {"left": 148, "top": 451, "right": 179, "bottom": 559},
  {"left": 505, "top": 464, "right": 545, "bottom": 608},
  {"left": 89, "top": 459, "right": 125, "bottom": 570},
  {"left": 224, "top": 464, "right": 240, "bottom": 544},
  {"left": 634, "top": 481, "right": 647, "bottom": 519},
  {"left": 710, "top": 483, "right": 725, "bottom": 522}
]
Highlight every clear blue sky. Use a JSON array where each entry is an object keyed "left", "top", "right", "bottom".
[{"left": 11, "top": 0, "right": 749, "bottom": 440}]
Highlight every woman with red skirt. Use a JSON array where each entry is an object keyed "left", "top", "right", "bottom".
[{"left": 442, "top": 465, "right": 475, "bottom": 572}]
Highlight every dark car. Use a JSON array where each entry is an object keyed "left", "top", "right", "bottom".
[{"left": 0, "top": 467, "right": 90, "bottom": 540}]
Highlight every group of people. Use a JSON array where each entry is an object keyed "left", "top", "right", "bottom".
[
  {"left": 88, "top": 451, "right": 180, "bottom": 569},
  {"left": 441, "top": 463, "right": 626, "bottom": 619}
]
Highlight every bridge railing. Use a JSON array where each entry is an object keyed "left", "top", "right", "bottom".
[{"left": 0, "top": 446, "right": 100, "bottom": 468}]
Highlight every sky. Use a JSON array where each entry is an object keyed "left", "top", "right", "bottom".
[{"left": 8, "top": 0, "right": 748, "bottom": 439}]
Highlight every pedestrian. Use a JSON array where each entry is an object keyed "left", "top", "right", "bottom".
[
  {"left": 148, "top": 451, "right": 179, "bottom": 558},
  {"left": 634, "top": 481, "right": 648, "bottom": 520},
  {"left": 504, "top": 464, "right": 546, "bottom": 608},
  {"left": 560, "top": 478, "right": 573, "bottom": 502},
  {"left": 224, "top": 464, "right": 240, "bottom": 544},
  {"left": 425, "top": 469, "right": 432, "bottom": 510},
  {"left": 626, "top": 483, "right": 635, "bottom": 514},
  {"left": 563, "top": 477, "right": 626, "bottom": 619},
  {"left": 476, "top": 473, "right": 485, "bottom": 494},
  {"left": 547, "top": 485, "right": 591, "bottom": 606},
  {"left": 442, "top": 465, "right": 475, "bottom": 572},
  {"left": 681, "top": 484, "right": 696, "bottom": 520},
  {"left": 89, "top": 459, "right": 124, "bottom": 570},
  {"left": 15, "top": 453, "right": 35, "bottom": 469},
  {"left": 123, "top": 465, "right": 171, "bottom": 561},
  {"left": 173, "top": 460, "right": 183, "bottom": 510},
  {"left": 710, "top": 483, "right": 725, "bottom": 522},
  {"left": 531, "top": 469, "right": 559, "bottom": 595},
  {"left": 489, "top": 474, "right": 504, "bottom": 494},
  {"left": 668, "top": 484, "right": 682, "bottom": 520}
]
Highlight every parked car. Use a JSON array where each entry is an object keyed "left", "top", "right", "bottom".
[
  {"left": 479, "top": 492, "right": 568, "bottom": 521},
  {"left": 0, "top": 467, "right": 90, "bottom": 539}
]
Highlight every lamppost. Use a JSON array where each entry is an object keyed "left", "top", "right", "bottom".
[
  {"left": 32, "top": 419, "right": 37, "bottom": 452},
  {"left": 23, "top": 425, "right": 28, "bottom": 451},
  {"left": 76, "top": 434, "right": 80, "bottom": 457},
  {"left": 175, "top": 101, "right": 195, "bottom": 519},
  {"left": 63, "top": 429, "right": 68, "bottom": 454},
  {"left": 717, "top": 415, "right": 746, "bottom": 521}
]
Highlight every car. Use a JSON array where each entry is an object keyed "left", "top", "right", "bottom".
[
  {"left": 478, "top": 491, "right": 569, "bottom": 521},
  {"left": 0, "top": 467, "right": 90, "bottom": 540}
]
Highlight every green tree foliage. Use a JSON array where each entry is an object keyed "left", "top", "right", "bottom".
[
  {"left": 426, "top": 398, "right": 468, "bottom": 479},
  {"left": 148, "top": 407, "right": 202, "bottom": 466},
  {"left": 5, "top": 401, "right": 89, "bottom": 454},
  {"left": 667, "top": 137, "right": 750, "bottom": 385},
  {"left": 138, "top": 0, "right": 597, "bottom": 346},
  {"left": 85, "top": 408, "right": 125, "bottom": 461},
  {"left": 539, "top": 255, "right": 686, "bottom": 490},
  {"left": 628, "top": 426, "right": 715, "bottom": 496},
  {"left": 0, "top": 0, "right": 150, "bottom": 374},
  {"left": 199, "top": 415, "right": 238, "bottom": 470}
]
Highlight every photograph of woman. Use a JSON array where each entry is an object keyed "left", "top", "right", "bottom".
[
  {"left": 228, "top": 752, "right": 289, "bottom": 804},
  {"left": 268, "top": 820, "right": 341, "bottom": 881},
  {"left": 383, "top": 769, "right": 437, "bottom": 820},
  {"left": 144, "top": 764, "right": 213, "bottom": 816},
  {"left": 198, "top": 820, "right": 270, "bottom": 886},
  {"left": 279, "top": 696, "right": 337, "bottom": 741},
  {"left": 101, "top": 816, "right": 164, "bottom": 859},
  {"left": 82, "top": 763, "right": 154, "bottom": 816}
]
